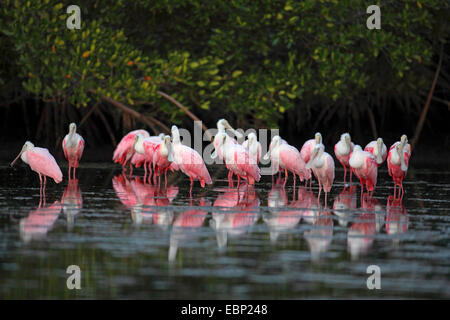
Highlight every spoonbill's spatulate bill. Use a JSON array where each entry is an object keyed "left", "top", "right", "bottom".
[
  {"left": 364, "top": 138, "right": 387, "bottom": 167},
  {"left": 11, "top": 141, "right": 63, "bottom": 196}
]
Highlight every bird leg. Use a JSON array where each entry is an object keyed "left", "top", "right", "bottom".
[
  {"left": 189, "top": 176, "right": 194, "bottom": 198},
  {"left": 343, "top": 165, "right": 347, "bottom": 184},
  {"left": 164, "top": 170, "right": 168, "bottom": 189},
  {"left": 318, "top": 182, "right": 322, "bottom": 201},
  {"left": 293, "top": 172, "right": 296, "bottom": 190},
  {"left": 283, "top": 169, "right": 288, "bottom": 187}
]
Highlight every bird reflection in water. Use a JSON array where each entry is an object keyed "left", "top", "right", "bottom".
[
  {"left": 304, "top": 207, "right": 333, "bottom": 261},
  {"left": 169, "top": 198, "right": 210, "bottom": 263},
  {"left": 210, "top": 184, "right": 260, "bottom": 249},
  {"left": 347, "top": 194, "right": 380, "bottom": 260},
  {"left": 264, "top": 181, "right": 302, "bottom": 243},
  {"left": 61, "top": 178, "right": 82, "bottom": 231},
  {"left": 20, "top": 192, "right": 62, "bottom": 243},
  {"left": 112, "top": 174, "right": 178, "bottom": 227},
  {"left": 386, "top": 195, "right": 408, "bottom": 240},
  {"left": 332, "top": 186, "right": 357, "bottom": 227}
]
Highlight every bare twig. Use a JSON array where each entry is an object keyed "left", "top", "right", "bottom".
[
  {"left": 411, "top": 44, "right": 444, "bottom": 149},
  {"left": 88, "top": 89, "right": 170, "bottom": 133},
  {"left": 96, "top": 106, "right": 117, "bottom": 147},
  {"left": 157, "top": 90, "right": 211, "bottom": 140}
]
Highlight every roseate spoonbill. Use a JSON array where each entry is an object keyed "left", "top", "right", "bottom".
[
  {"left": 152, "top": 135, "right": 174, "bottom": 187},
  {"left": 213, "top": 119, "right": 242, "bottom": 160},
  {"left": 387, "top": 135, "right": 411, "bottom": 200},
  {"left": 62, "top": 123, "right": 85, "bottom": 179},
  {"left": 305, "top": 143, "right": 335, "bottom": 203},
  {"left": 300, "top": 132, "right": 322, "bottom": 164},
  {"left": 133, "top": 133, "right": 164, "bottom": 181},
  {"left": 113, "top": 129, "right": 150, "bottom": 172},
  {"left": 11, "top": 142, "right": 63, "bottom": 197},
  {"left": 242, "top": 132, "right": 262, "bottom": 164},
  {"left": 349, "top": 145, "right": 378, "bottom": 198},
  {"left": 300, "top": 132, "right": 322, "bottom": 186},
  {"left": 364, "top": 138, "right": 387, "bottom": 167},
  {"left": 263, "top": 135, "right": 311, "bottom": 187},
  {"left": 171, "top": 125, "right": 212, "bottom": 196},
  {"left": 334, "top": 133, "right": 354, "bottom": 183},
  {"left": 214, "top": 132, "right": 261, "bottom": 186}
]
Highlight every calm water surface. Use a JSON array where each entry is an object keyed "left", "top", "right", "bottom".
[{"left": 0, "top": 162, "right": 449, "bottom": 299}]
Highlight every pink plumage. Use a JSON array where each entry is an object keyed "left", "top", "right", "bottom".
[
  {"left": 113, "top": 129, "right": 149, "bottom": 165},
  {"left": 27, "top": 147, "right": 63, "bottom": 183},
  {"left": 279, "top": 144, "right": 311, "bottom": 181},
  {"left": 176, "top": 144, "right": 212, "bottom": 187},
  {"left": 349, "top": 146, "right": 378, "bottom": 194}
]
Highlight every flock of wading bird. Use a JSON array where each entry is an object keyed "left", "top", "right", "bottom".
[{"left": 10, "top": 119, "right": 412, "bottom": 202}]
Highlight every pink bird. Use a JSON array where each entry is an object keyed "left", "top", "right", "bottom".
[
  {"left": 171, "top": 125, "right": 212, "bottom": 195},
  {"left": 305, "top": 143, "right": 335, "bottom": 203},
  {"left": 349, "top": 145, "right": 378, "bottom": 198},
  {"left": 213, "top": 119, "right": 242, "bottom": 160},
  {"left": 62, "top": 123, "right": 85, "bottom": 179},
  {"left": 133, "top": 133, "right": 164, "bottom": 181},
  {"left": 11, "top": 141, "right": 63, "bottom": 197},
  {"left": 214, "top": 132, "right": 261, "bottom": 186},
  {"left": 300, "top": 132, "right": 322, "bottom": 164},
  {"left": 300, "top": 132, "right": 322, "bottom": 187},
  {"left": 364, "top": 138, "right": 387, "bottom": 167},
  {"left": 387, "top": 134, "right": 411, "bottom": 200},
  {"left": 264, "top": 135, "right": 311, "bottom": 187},
  {"left": 242, "top": 132, "right": 262, "bottom": 164},
  {"left": 334, "top": 133, "right": 354, "bottom": 183},
  {"left": 152, "top": 135, "right": 174, "bottom": 187},
  {"left": 113, "top": 129, "right": 150, "bottom": 173}
]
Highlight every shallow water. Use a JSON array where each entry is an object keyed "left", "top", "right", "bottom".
[{"left": 0, "top": 162, "right": 448, "bottom": 299}]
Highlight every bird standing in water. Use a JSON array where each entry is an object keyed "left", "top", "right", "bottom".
[
  {"left": 62, "top": 123, "right": 85, "bottom": 179},
  {"left": 113, "top": 129, "right": 150, "bottom": 173},
  {"left": 387, "top": 134, "right": 411, "bottom": 199},
  {"left": 364, "top": 138, "right": 387, "bottom": 167},
  {"left": 300, "top": 132, "right": 322, "bottom": 187},
  {"left": 334, "top": 133, "right": 354, "bottom": 183},
  {"left": 242, "top": 132, "right": 262, "bottom": 164},
  {"left": 349, "top": 145, "right": 378, "bottom": 198},
  {"left": 171, "top": 125, "right": 212, "bottom": 196},
  {"left": 306, "top": 143, "right": 335, "bottom": 204},
  {"left": 11, "top": 141, "right": 63, "bottom": 198}
]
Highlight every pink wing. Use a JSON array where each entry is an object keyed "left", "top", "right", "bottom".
[
  {"left": 113, "top": 130, "right": 149, "bottom": 163},
  {"left": 77, "top": 137, "right": 85, "bottom": 161},
  {"left": 62, "top": 139, "right": 69, "bottom": 160},
  {"left": 300, "top": 139, "right": 314, "bottom": 163},
  {"left": 27, "top": 148, "right": 63, "bottom": 183},
  {"left": 180, "top": 146, "right": 212, "bottom": 185},
  {"left": 234, "top": 147, "right": 260, "bottom": 181},
  {"left": 280, "top": 145, "right": 306, "bottom": 175}
]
